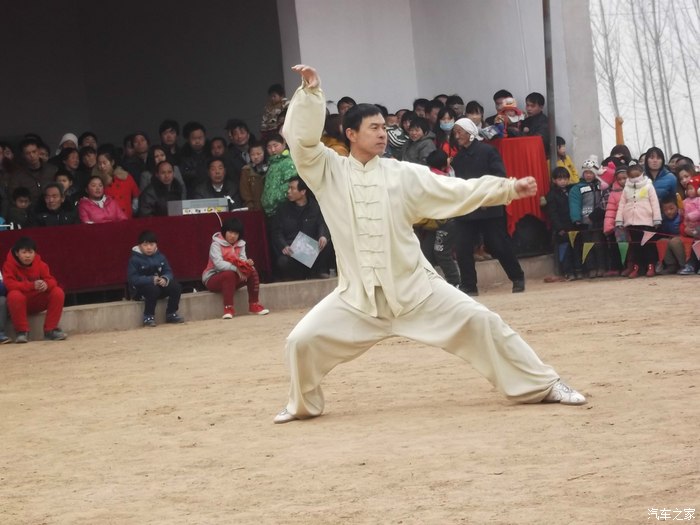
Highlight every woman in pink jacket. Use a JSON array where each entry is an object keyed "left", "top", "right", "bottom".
[
  {"left": 615, "top": 163, "right": 661, "bottom": 278},
  {"left": 78, "top": 175, "right": 127, "bottom": 224},
  {"left": 603, "top": 164, "right": 628, "bottom": 275}
]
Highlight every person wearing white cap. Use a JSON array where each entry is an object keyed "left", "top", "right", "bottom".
[
  {"left": 56, "top": 133, "right": 78, "bottom": 155},
  {"left": 271, "top": 65, "right": 586, "bottom": 424},
  {"left": 451, "top": 118, "right": 525, "bottom": 296}
]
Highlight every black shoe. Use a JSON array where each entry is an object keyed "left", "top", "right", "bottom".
[
  {"left": 143, "top": 316, "right": 156, "bottom": 327},
  {"left": 166, "top": 313, "right": 185, "bottom": 324},
  {"left": 44, "top": 328, "right": 67, "bottom": 341},
  {"left": 460, "top": 286, "right": 479, "bottom": 297},
  {"left": 512, "top": 279, "right": 525, "bottom": 293}
]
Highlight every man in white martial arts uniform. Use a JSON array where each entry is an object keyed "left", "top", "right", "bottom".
[{"left": 273, "top": 65, "right": 585, "bottom": 424}]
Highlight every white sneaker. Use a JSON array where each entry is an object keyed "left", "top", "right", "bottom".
[
  {"left": 543, "top": 380, "right": 587, "bottom": 405},
  {"left": 273, "top": 408, "right": 298, "bottom": 424}
]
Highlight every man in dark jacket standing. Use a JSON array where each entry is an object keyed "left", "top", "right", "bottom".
[{"left": 451, "top": 118, "right": 525, "bottom": 296}]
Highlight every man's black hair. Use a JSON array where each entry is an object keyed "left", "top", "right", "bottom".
[
  {"left": 207, "top": 157, "right": 226, "bottom": 169},
  {"left": 337, "top": 96, "right": 356, "bottom": 107},
  {"left": 19, "top": 137, "right": 40, "bottom": 152},
  {"left": 660, "top": 195, "right": 678, "bottom": 206},
  {"left": 58, "top": 147, "right": 78, "bottom": 163},
  {"left": 556, "top": 136, "right": 565, "bottom": 147},
  {"left": 13, "top": 236, "right": 36, "bottom": 253},
  {"left": 289, "top": 175, "right": 308, "bottom": 192},
  {"left": 265, "top": 132, "right": 285, "bottom": 146},
  {"left": 224, "top": 118, "right": 249, "bottom": 132},
  {"left": 342, "top": 103, "right": 383, "bottom": 133},
  {"left": 526, "top": 92, "right": 545, "bottom": 107},
  {"left": 78, "top": 131, "right": 97, "bottom": 145},
  {"left": 54, "top": 169, "right": 73, "bottom": 183},
  {"left": 79, "top": 146, "right": 96, "bottom": 157},
  {"left": 221, "top": 217, "right": 244, "bottom": 237},
  {"left": 412, "top": 98, "right": 430, "bottom": 111},
  {"left": 183, "top": 121, "right": 206, "bottom": 139},
  {"left": 159, "top": 119, "right": 180, "bottom": 135},
  {"left": 268, "top": 83, "right": 285, "bottom": 96},
  {"left": 138, "top": 230, "right": 158, "bottom": 244},
  {"left": 493, "top": 89, "right": 513, "bottom": 101},
  {"left": 374, "top": 104, "right": 389, "bottom": 118},
  {"left": 444, "top": 95, "right": 465, "bottom": 108},
  {"left": 43, "top": 181, "right": 65, "bottom": 197},
  {"left": 426, "top": 100, "right": 444, "bottom": 112}
]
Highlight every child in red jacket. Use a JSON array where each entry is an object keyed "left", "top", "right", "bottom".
[{"left": 2, "top": 237, "right": 67, "bottom": 343}]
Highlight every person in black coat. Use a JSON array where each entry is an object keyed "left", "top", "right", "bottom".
[
  {"left": 138, "top": 161, "right": 184, "bottom": 217},
  {"left": 544, "top": 167, "right": 580, "bottom": 279},
  {"left": 27, "top": 182, "right": 79, "bottom": 227},
  {"left": 451, "top": 118, "right": 525, "bottom": 296}
]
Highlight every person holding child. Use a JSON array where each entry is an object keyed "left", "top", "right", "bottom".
[
  {"left": 202, "top": 218, "right": 269, "bottom": 319},
  {"left": 3, "top": 236, "right": 67, "bottom": 343},
  {"left": 615, "top": 162, "right": 661, "bottom": 278},
  {"left": 127, "top": 230, "right": 185, "bottom": 327}
]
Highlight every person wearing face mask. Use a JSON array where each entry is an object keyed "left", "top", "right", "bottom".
[{"left": 434, "top": 107, "right": 458, "bottom": 159}]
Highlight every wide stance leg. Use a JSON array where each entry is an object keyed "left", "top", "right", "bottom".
[
  {"left": 284, "top": 290, "right": 390, "bottom": 418},
  {"left": 394, "top": 277, "right": 559, "bottom": 402}
]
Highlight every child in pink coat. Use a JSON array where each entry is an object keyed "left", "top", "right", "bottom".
[
  {"left": 615, "top": 162, "right": 661, "bottom": 278},
  {"left": 603, "top": 165, "right": 627, "bottom": 275}
]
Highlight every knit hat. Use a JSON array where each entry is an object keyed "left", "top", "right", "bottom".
[
  {"left": 581, "top": 155, "right": 600, "bottom": 174},
  {"left": 454, "top": 118, "right": 483, "bottom": 141},
  {"left": 689, "top": 175, "right": 700, "bottom": 193},
  {"left": 387, "top": 126, "right": 408, "bottom": 150},
  {"left": 500, "top": 97, "right": 523, "bottom": 115},
  {"left": 57, "top": 132, "right": 78, "bottom": 153}
]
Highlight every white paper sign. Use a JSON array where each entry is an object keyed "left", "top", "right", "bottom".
[{"left": 289, "top": 231, "right": 320, "bottom": 268}]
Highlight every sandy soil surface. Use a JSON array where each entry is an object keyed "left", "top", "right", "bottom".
[{"left": 1, "top": 277, "right": 698, "bottom": 524}]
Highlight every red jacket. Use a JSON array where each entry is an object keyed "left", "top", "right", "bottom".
[{"left": 2, "top": 251, "right": 58, "bottom": 294}]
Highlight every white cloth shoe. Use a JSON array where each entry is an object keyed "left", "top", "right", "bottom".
[
  {"left": 543, "top": 380, "right": 587, "bottom": 405},
  {"left": 273, "top": 408, "right": 298, "bottom": 424}
]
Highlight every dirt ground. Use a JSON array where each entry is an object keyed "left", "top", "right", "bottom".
[{"left": 1, "top": 276, "right": 698, "bottom": 525}]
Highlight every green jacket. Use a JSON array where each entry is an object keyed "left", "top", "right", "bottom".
[{"left": 261, "top": 150, "right": 298, "bottom": 216}]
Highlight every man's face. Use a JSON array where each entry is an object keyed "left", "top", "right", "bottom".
[
  {"left": 211, "top": 140, "right": 226, "bottom": 158},
  {"left": 208, "top": 160, "right": 225, "bottom": 184},
  {"left": 525, "top": 101, "right": 542, "bottom": 117},
  {"left": 494, "top": 97, "right": 507, "bottom": 111},
  {"left": 453, "top": 126, "right": 473, "bottom": 148},
  {"left": 56, "top": 175, "right": 72, "bottom": 190},
  {"left": 427, "top": 107, "right": 440, "bottom": 125},
  {"left": 662, "top": 202, "right": 678, "bottom": 220},
  {"left": 229, "top": 126, "right": 249, "bottom": 147},
  {"left": 414, "top": 106, "right": 426, "bottom": 118},
  {"left": 65, "top": 151, "right": 79, "bottom": 170},
  {"left": 346, "top": 114, "right": 387, "bottom": 160},
  {"left": 23, "top": 144, "right": 41, "bottom": 169},
  {"left": 44, "top": 187, "right": 64, "bottom": 211},
  {"left": 188, "top": 129, "right": 206, "bottom": 151},
  {"left": 82, "top": 152, "right": 96, "bottom": 168},
  {"left": 287, "top": 180, "right": 305, "bottom": 203},
  {"left": 269, "top": 92, "right": 283, "bottom": 104},
  {"left": 156, "top": 162, "right": 174, "bottom": 185},
  {"left": 133, "top": 134, "right": 149, "bottom": 155},
  {"left": 160, "top": 128, "right": 177, "bottom": 147},
  {"left": 38, "top": 147, "right": 49, "bottom": 162},
  {"left": 81, "top": 135, "right": 97, "bottom": 149}
]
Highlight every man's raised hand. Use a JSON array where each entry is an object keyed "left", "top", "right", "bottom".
[{"left": 291, "top": 64, "right": 320, "bottom": 89}]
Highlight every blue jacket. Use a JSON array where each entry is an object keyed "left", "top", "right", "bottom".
[
  {"left": 660, "top": 211, "right": 681, "bottom": 235},
  {"left": 649, "top": 167, "right": 677, "bottom": 203},
  {"left": 127, "top": 246, "right": 175, "bottom": 291}
]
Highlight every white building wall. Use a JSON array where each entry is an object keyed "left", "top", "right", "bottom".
[{"left": 278, "top": 0, "right": 600, "bottom": 163}]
